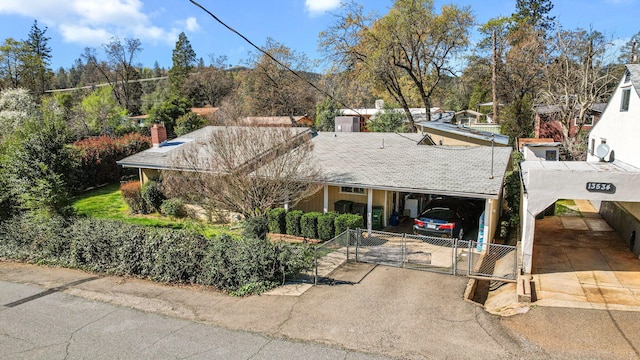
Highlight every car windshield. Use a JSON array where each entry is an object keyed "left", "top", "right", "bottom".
[{"left": 421, "top": 208, "right": 454, "bottom": 221}]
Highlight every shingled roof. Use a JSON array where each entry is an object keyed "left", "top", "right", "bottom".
[{"left": 310, "top": 132, "right": 511, "bottom": 198}]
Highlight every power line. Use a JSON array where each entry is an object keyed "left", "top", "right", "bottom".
[
  {"left": 45, "top": 76, "right": 168, "bottom": 93},
  {"left": 187, "top": 0, "right": 363, "bottom": 118}
]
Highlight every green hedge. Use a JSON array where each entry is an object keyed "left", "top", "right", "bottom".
[
  {"left": 285, "top": 210, "right": 303, "bottom": 237},
  {"left": 268, "top": 208, "right": 286, "bottom": 234},
  {"left": 242, "top": 215, "right": 269, "bottom": 241},
  {"left": 317, "top": 212, "right": 337, "bottom": 241},
  {"left": 335, "top": 213, "right": 364, "bottom": 236},
  {"left": 0, "top": 215, "right": 313, "bottom": 294},
  {"left": 300, "top": 212, "right": 321, "bottom": 239}
]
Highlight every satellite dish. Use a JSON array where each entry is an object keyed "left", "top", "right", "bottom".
[{"left": 595, "top": 143, "right": 610, "bottom": 160}]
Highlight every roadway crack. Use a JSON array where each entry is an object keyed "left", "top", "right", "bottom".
[
  {"left": 63, "top": 308, "right": 120, "bottom": 359},
  {"left": 275, "top": 296, "right": 302, "bottom": 332},
  {"left": 141, "top": 323, "right": 191, "bottom": 352},
  {"left": 246, "top": 337, "right": 273, "bottom": 360}
]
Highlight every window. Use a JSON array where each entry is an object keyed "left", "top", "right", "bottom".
[
  {"left": 340, "top": 186, "right": 366, "bottom": 195},
  {"left": 575, "top": 114, "right": 594, "bottom": 126},
  {"left": 621, "top": 89, "right": 631, "bottom": 112},
  {"left": 625, "top": 70, "right": 631, "bottom": 83},
  {"left": 545, "top": 150, "right": 558, "bottom": 161}
]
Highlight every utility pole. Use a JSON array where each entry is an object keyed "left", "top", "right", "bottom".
[
  {"left": 492, "top": 29, "right": 499, "bottom": 123},
  {"left": 632, "top": 41, "right": 638, "bottom": 64}
]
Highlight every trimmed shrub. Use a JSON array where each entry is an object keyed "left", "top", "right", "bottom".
[
  {"left": 285, "top": 210, "right": 303, "bottom": 237},
  {"left": 242, "top": 215, "right": 269, "bottom": 241},
  {"left": 335, "top": 213, "right": 364, "bottom": 236},
  {"left": 72, "top": 133, "right": 150, "bottom": 190},
  {"left": 267, "top": 208, "right": 286, "bottom": 234},
  {"left": 0, "top": 214, "right": 313, "bottom": 295},
  {"left": 317, "top": 212, "right": 337, "bottom": 241},
  {"left": 300, "top": 212, "right": 321, "bottom": 239},
  {"left": 141, "top": 179, "right": 166, "bottom": 212},
  {"left": 160, "top": 198, "right": 185, "bottom": 217},
  {"left": 120, "top": 181, "right": 146, "bottom": 214}
]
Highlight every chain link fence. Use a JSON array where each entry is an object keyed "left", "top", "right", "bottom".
[
  {"left": 291, "top": 228, "right": 518, "bottom": 286},
  {"left": 323, "top": 229, "right": 516, "bottom": 280}
]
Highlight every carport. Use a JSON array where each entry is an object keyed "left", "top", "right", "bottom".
[{"left": 520, "top": 160, "right": 640, "bottom": 275}]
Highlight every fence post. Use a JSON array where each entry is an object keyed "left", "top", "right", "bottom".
[
  {"left": 402, "top": 232, "right": 406, "bottom": 267},
  {"left": 355, "top": 227, "right": 360, "bottom": 262},
  {"left": 453, "top": 238, "right": 458, "bottom": 276},
  {"left": 346, "top": 229, "right": 350, "bottom": 261},
  {"left": 314, "top": 246, "right": 318, "bottom": 285},
  {"left": 514, "top": 243, "right": 518, "bottom": 279},
  {"left": 467, "top": 240, "right": 473, "bottom": 276}
]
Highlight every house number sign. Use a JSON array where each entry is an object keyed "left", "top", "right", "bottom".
[{"left": 586, "top": 182, "right": 616, "bottom": 194}]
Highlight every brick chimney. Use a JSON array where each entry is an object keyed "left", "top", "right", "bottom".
[{"left": 151, "top": 123, "right": 167, "bottom": 148}]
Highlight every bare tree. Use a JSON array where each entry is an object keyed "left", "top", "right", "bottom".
[
  {"left": 82, "top": 37, "right": 143, "bottom": 115},
  {"left": 163, "top": 126, "right": 321, "bottom": 219},
  {"left": 538, "top": 27, "right": 618, "bottom": 159}
]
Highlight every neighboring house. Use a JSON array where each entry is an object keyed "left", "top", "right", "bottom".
[
  {"left": 415, "top": 121, "right": 510, "bottom": 147},
  {"left": 237, "top": 116, "right": 313, "bottom": 127},
  {"left": 339, "top": 100, "right": 455, "bottom": 125},
  {"left": 533, "top": 103, "right": 605, "bottom": 141},
  {"left": 586, "top": 63, "right": 640, "bottom": 255},
  {"left": 118, "top": 125, "right": 512, "bottom": 243},
  {"left": 454, "top": 110, "right": 485, "bottom": 126},
  {"left": 517, "top": 138, "right": 560, "bottom": 161},
  {"left": 128, "top": 107, "right": 219, "bottom": 128},
  {"left": 191, "top": 106, "right": 219, "bottom": 120},
  {"left": 519, "top": 64, "right": 640, "bottom": 276}
]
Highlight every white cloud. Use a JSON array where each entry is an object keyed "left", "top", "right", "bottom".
[
  {"left": 0, "top": 0, "right": 190, "bottom": 47},
  {"left": 185, "top": 17, "right": 200, "bottom": 32},
  {"left": 305, "top": 0, "right": 341, "bottom": 16}
]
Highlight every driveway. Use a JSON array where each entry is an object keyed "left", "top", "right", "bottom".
[{"left": 531, "top": 205, "right": 640, "bottom": 311}]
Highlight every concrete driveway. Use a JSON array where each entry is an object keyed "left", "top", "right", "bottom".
[{"left": 531, "top": 206, "right": 640, "bottom": 311}]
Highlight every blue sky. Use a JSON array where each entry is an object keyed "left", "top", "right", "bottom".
[{"left": 0, "top": 0, "right": 638, "bottom": 72}]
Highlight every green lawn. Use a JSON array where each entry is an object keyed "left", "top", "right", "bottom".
[
  {"left": 555, "top": 199, "right": 582, "bottom": 217},
  {"left": 73, "top": 183, "right": 232, "bottom": 237}
]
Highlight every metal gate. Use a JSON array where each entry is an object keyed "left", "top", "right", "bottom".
[{"left": 344, "top": 229, "right": 518, "bottom": 280}]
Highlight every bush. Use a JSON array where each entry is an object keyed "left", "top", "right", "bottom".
[
  {"left": 120, "top": 181, "right": 146, "bottom": 214},
  {"left": 317, "top": 212, "right": 337, "bottom": 241},
  {"left": 0, "top": 214, "right": 314, "bottom": 295},
  {"left": 141, "top": 179, "right": 166, "bottom": 212},
  {"left": 72, "top": 133, "right": 150, "bottom": 191},
  {"left": 268, "top": 208, "right": 286, "bottom": 234},
  {"left": 285, "top": 210, "right": 304, "bottom": 237},
  {"left": 335, "top": 213, "right": 364, "bottom": 236},
  {"left": 160, "top": 198, "right": 185, "bottom": 217},
  {"left": 242, "top": 215, "right": 269, "bottom": 241},
  {"left": 300, "top": 212, "right": 321, "bottom": 239}
]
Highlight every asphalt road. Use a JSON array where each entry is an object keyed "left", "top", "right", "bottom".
[{"left": 0, "top": 281, "right": 390, "bottom": 360}]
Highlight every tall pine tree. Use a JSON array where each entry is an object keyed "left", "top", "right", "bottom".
[
  {"left": 168, "top": 32, "right": 196, "bottom": 97},
  {"left": 22, "top": 20, "right": 52, "bottom": 97}
]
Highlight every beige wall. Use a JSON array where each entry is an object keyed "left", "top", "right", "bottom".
[
  {"left": 484, "top": 196, "right": 502, "bottom": 243},
  {"left": 141, "top": 168, "right": 160, "bottom": 183},
  {"left": 294, "top": 186, "right": 387, "bottom": 213},
  {"left": 619, "top": 202, "right": 640, "bottom": 220},
  {"left": 426, "top": 132, "right": 482, "bottom": 146}
]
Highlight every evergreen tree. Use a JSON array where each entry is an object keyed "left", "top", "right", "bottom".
[
  {"left": 21, "top": 20, "right": 52, "bottom": 96},
  {"left": 513, "top": 0, "right": 555, "bottom": 32},
  {"left": 168, "top": 32, "right": 196, "bottom": 96}
]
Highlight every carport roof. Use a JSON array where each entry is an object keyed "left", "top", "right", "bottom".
[
  {"left": 311, "top": 132, "right": 512, "bottom": 199},
  {"left": 521, "top": 159, "right": 640, "bottom": 186}
]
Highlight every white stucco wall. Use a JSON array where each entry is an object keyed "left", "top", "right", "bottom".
[
  {"left": 520, "top": 160, "right": 640, "bottom": 273},
  {"left": 587, "top": 75, "right": 640, "bottom": 167}
]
